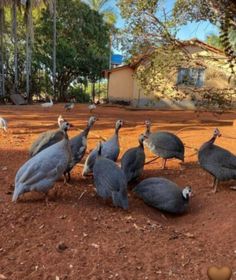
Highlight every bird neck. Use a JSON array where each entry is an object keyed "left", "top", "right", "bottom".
[
  {"left": 115, "top": 126, "right": 120, "bottom": 135},
  {"left": 139, "top": 140, "right": 144, "bottom": 149},
  {"left": 145, "top": 126, "right": 151, "bottom": 136},
  {"left": 207, "top": 135, "right": 217, "bottom": 145},
  {"left": 84, "top": 124, "right": 92, "bottom": 137}
]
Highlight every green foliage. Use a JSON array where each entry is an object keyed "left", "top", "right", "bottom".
[
  {"left": 135, "top": 47, "right": 187, "bottom": 100},
  {"left": 205, "top": 33, "right": 224, "bottom": 50},
  {"left": 118, "top": 0, "right": 177, "bottom": 55},
  {"left": 67, "top": 86, "right": 90, "bottom": 103},
  {"left": 33, "top": 0, "right": 110, "bottom": 100}
]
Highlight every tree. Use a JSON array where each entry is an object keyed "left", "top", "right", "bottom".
[
  {"left": 83, "top": 0, "right": 116, "bottom": 26},
  {"left": 34, "top": 0, "right": 110, "bottom": 101},
  {"left": 205, "top": 33, "right": 224, "bottom": 50},
  {"left": 0, "top": 1, "right": 9, "bottom": 97},
  {"left": 173, "top": 0, "right": 236, "bottom": 78}
]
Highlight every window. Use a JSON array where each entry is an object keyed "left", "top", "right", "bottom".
[{"left": 177, "top": 68, "right": 205, "bottom": 87}]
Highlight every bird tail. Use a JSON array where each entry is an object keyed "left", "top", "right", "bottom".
[
  {"left": 112, "top": 191, "right": 129, "bottom": 210},
  {"left": 12, "top": 185, "right": 23, "bottom": 202}
]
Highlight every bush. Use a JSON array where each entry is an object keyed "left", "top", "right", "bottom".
[{"left": 67, "top": 87, "right": 90, "bottom": 103}]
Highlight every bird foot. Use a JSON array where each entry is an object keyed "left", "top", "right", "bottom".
[{"left": 64, "top": 181, "right": 73, "bottom": 187}]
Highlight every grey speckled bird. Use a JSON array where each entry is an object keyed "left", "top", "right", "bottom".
[
  {"left": 0, "top": 117, "right": 7, "bottom": 132},
  {"left": 82, "top": 119, "right": 123, "bottom": 176},
  {"left": 93, "top": 142, "right": 128, "bottom": 210},
  {"left": 29, "top": 115, "right": 71, "bottom": 157},
  {"left": 12, "top": 122, "right": 72, "bottom": 203},
  {"left": 144, "top": 120, "right": 184, "bottom": 169},
  {"left": 133, "top": 177, "right": 192, "bottom": 214},
  {"left": 121, "top": 134, "right": 147, "bottom": 183},
  {"left": 64, "top": 116, "right": 97, "bottom": 181},
  {"left": 198, "top": 128, "right": 236, "bottom": 192}
]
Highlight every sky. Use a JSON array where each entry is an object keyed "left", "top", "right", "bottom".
[{"left": 105, "top": 0, "right": 219, "bottom": 54}]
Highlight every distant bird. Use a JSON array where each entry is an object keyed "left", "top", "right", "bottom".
[
  {"left": 88, "top": 103, "right": 96, "bottom": 113},
  {"left": 133, "top": 177, "right": 192, "bottom": 214},
  {"left": 41, "top": 96, "right": 53, "bottom": 108},
  {"left": 198, "top": 128, "right": 236, "bottom": 192},
  {"left": 29, "top": 116, "right": 72, "bottom": 158},
  {"left": 64, "top": 102, "right": 75, "bottom": 111},
  {"left": 0, "top": 117, "right": 7, "bottom": 132},
  {"left": 64, "top": 116, "right": 97, "bottom": 181},
  {"left": 121, "top": 134, "right": 147, "bottom": 183},
  {"left": 93, "top": 142, "right": 128, "bottom": 210},
  {"left": 12, "top": 122, "right": 72, "bottom": 203},
  {"left": 82, "top": 119, "right": 123, "bottom": 176},
  {"left": 144, "top": 120, "right": 184, "bottom": 169}
]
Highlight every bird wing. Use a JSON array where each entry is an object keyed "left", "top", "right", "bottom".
[{"left": 30, "top": 130, "right": 64, "bottom": 156}]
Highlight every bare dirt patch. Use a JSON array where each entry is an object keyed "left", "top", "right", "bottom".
[{"left": 0, "top": 104, "right": 236, "bottom": 280}]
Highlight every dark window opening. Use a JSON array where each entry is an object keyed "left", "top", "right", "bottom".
[{"left": 177, "top": 68, "right": 205, "bottom": 87}]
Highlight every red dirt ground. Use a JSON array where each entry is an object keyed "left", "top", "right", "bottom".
[{"left": 0, "top": 104, "right": 236, "bottom": 280}]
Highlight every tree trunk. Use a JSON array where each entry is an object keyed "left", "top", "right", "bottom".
[
  {"left": 0, "top": 7, "right": 5, "bottom": 97},
  {"left": 12, "top": 0, "right": 18, "bottom": 95},
  {"left": 26, "top": 0, "right": 32, "bottom": 102},
  {"left": 52, "top": 0, "right": 57, "bottom": 99},
  {"left": 91, "top": 82, "right": 95, "bottom": 102}
]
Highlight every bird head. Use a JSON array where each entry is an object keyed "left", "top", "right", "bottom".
[
  {"left": 182, "top": 186, "right": 192, "bottom": 199},
  {"left": 213, "top": 128, "right": 221, "bottom": 138},
  {"left": 116, "top": 120, "right": 124, "bottom": 130},
  {"left": 145, "top": 120, "right": 152, "bottom": 128},
  {"left": 139, "top": 133, "right": 148, "bottom": 143},
  {"left": 88, "top": 116, "right": 98, "bottom": 126}
]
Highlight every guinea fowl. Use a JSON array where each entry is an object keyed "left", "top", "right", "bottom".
[
  {"left": 82, "top": 119, "right": 123, "bottom": 176},
  {"left": 64, "top": 116, "right": 97, "bottom": 181},
  {"left": 121, "top": 134, "right": 147, "bottom": 183},
  {"left": 12, "top": 122, "right": 72, "bottom": 203},
  {"left": 93, "top": 142, "right": 128, "bottom": 210},
  {"left": 64, "top": 102, "right": 75, "bottom": 111},
  {"left": 144, "top": 120, "right": 184, "bottom": 169},
  {"left": 133, "top": 177, "right": 192, "bottom": 214},
  {"left": 198, "top": 128, "right": 236, "bottom": 193},
  {"left": 0, "top": 117, "right": 7, "bottom": 132},
  {"left": 29, "top": 115, "right": 72, "bottom": 157}
]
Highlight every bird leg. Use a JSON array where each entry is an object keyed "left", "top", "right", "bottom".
[
  {"left": 63, "top": 172, "right": 73, "bottom": 187},
  {"left": 212, "top": 177, "right": 219, "bottom": 193},
  {"left": 162, "top": 159, "right": 167, "bottom": 169},
  {"left": 44, "top": 193, "right": 49, "bottom": 206}
]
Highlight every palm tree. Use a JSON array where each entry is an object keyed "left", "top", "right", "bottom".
[
  {"left": 83, "top": 0, "right": 117, "bottom": 101},
  {"left": 12, "top": 0, "right": 20, "bottom": 95},
  {"left": 52, "top": 0, "right": 56, "bottom": 98},
  {"left": 0, "top": 1, "right": 9, "bottom": 97}
]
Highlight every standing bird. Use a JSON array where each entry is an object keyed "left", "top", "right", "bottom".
[
  {"left": 12, "top": 122, "right": 72, "bottom": 203},
  {"left": 133, "top": 177, "right": 192, "bottom": 214},
  {"left": 41, "top": 96, "right": 53, "bottom": 108},
  {"left": 29, "top": 115, "right": 72, "bottom": 158},
  {"left": 82, "top": 119, "right": 123, "bottom": 176},
  {"left": 64, "top": 116, "right": 97, "bottom": 181},
  {"left": 121, "top": 134, "right": 147, "bottom": 183},
  {"left": 198, "top": 128, "right": 236, "bottom": 193},
  {"left": 88, "top": 103, "right": 96, "bottom": 113},
  {"left": 93, "top": 142, "right": 128, "bottom": 210},
  {"left": 144, "top": 120, "right": 184, "bottom": 169},
  {"left": 0, "top": 117, "right": 7, "bottom": 132},
  {"left": 64, "top": 102, "right": 75, "bottom": 111}
]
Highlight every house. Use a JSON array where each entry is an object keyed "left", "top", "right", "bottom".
[{"left": 104, "top": 39, "right": 235, "bottom": 109}]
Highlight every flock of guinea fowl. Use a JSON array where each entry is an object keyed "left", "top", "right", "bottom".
[{"left": 1, "top": 105, "right": 236, "bottom": 214}]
